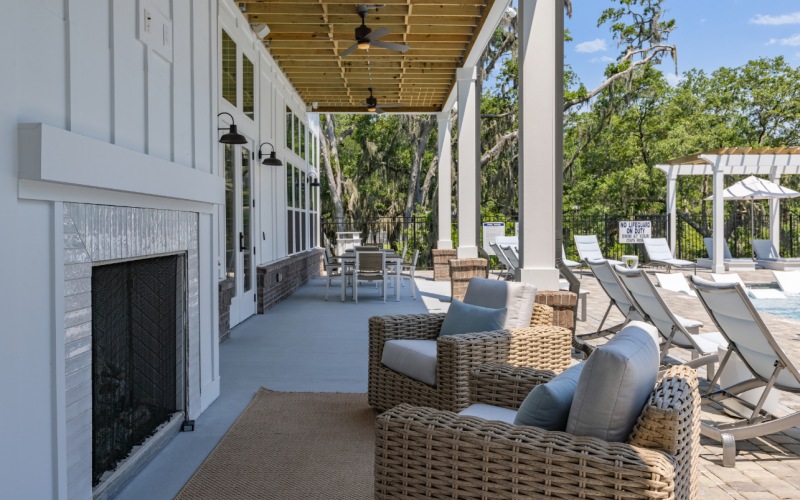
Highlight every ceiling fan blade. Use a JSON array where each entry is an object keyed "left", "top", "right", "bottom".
[
  {"left": 339, "top": 43, "right": 359, "bottom": 57},
  {"left": 365, "top": 27, "right": 391, "bottom": 41},
  {"left": 369, "top": 40, "right": 410, "bottom": 53},
  {"left": 375, "top": 107, "right": 385, "bottom": 115}
]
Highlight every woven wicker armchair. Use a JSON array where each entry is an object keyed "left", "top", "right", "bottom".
[
  {"left": 368, "top": 301, "right": 573, "bottom": 413},
  {"left": 376, "top": 363, "right": 701, "bottom": 499}
]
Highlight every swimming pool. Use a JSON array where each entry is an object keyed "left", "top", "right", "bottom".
[{"left": 750, "top": 296, "right": 800, "bottom": 320}]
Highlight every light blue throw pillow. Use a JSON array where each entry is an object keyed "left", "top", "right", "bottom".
[
  {"left": 439, "top": 299, "right": 507, "bottom": 337},
  {"left": 513, "top": 363, "right": 585, "bottom": 429}
]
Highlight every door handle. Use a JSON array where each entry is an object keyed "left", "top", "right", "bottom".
[{"left": 239, "top": 232, "right": 245, "bottom": 252}]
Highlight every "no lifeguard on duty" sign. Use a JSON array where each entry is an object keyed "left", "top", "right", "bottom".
[{"left": 618, "top": 220, "right": 651, "bottom": 244}]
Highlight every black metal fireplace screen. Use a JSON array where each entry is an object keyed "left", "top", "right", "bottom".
[{"left": 91, "top": 254, "right": 186, "bottom": 486}]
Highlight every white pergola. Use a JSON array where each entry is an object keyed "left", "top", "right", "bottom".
[{"left": 656, "top": 147, "right": 800, "bottom": 273}]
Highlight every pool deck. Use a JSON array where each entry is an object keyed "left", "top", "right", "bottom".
[{"left": 575, "top": 267, "right": 800, "bottom": 498}]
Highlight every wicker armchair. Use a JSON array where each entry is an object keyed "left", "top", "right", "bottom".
[
  {"left": 368, "top": 301, "right": 573, "bottom": 413},
  {"left": 376, "top": 363, "right": 701, "bottom": 499}
]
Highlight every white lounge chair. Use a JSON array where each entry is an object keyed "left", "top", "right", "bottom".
[
  {"left": 773, "top": 270, "right": 800, "bottom": 294},
  {"left": 697, "top": 237, "right": 755, "bottom": 271},
  {"left": 710, "top": 273, "right": 785, "bottom": 299},
  {"left": 584, "top": 258, "right": 644, "bottom": 339},
  {"left": 690, "top": 275, "right": 800, "bottom": 467},
  {"left": 615, "top": 266, "right": 725, "bottom": 375},
  {"left": 574, "top": 235, "right": 621, "bottom": 266},
  {"left": 561, "top": 244, "right": 580, "bottom": 268},
  {"left": 489, "top": 242, "right": 514, "bottom": 279},
  {"left": 643, "top": 238, "right": 696, "bottom": 273},
  {"left": 752, "top": 239, "right": 800, "bottom": 271},
  {"left": 655, "top": 272, "right": 696, "bottom": 297}
]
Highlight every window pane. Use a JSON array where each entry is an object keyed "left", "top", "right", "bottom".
[
  {"left": 242, "top": 55, "right": 254, "bottom": 120},
  {"left": 300, "top": 123, "right": 306, "bottom": 161},
  {"left": 286, "top": 163, "right": 293, "bottom": 208},
  {"left": 221, "top": 31, "right": 236, "bottom": 107},
  {"left": 300, "top": 172, "right": 306, "bottom": 210},
  {"left": 224, "top": 144, "right": 237, "bottom": 297},
  {"left": 242, "top": 147, "right": 252, "bottom": 292},
  {"left": 287, "top": 210, "right": 294, "bottom": 254},
  {"left": 294, "top": 167, "right": 301, "bottom": 211},
  {"left": 286, "top": 106, "right": 292, "bottom": 150},
  {"left": 293, "top": 115, "right": 300, "bottom": 155}
]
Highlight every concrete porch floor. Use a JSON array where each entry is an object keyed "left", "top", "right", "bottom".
[{"left": 115, "top": 268, "right": 800, "bottom": 499}]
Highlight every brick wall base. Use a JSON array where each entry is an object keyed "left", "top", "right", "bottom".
[
  {"left": 218, "top": 278, "right": 234, "bottom": 342},
  {"left": 432, "top": 249, "right": 457, "bottom": 281},
  {"left": 257, "top": 249, "right": 324, "bottom": 314},
  {"left": 449, "top": 258, "right": 489, "bottom": 301},
  {"left": 535, "top": 290, "right": 577, "bottom": 331}
]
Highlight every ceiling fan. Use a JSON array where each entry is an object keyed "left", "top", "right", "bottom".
[
  {"left": 314, "top": 4, "right": 410, "bottom": 57},
  {"left": 364, "top": 88, "right": 403, "bottom": 114}
]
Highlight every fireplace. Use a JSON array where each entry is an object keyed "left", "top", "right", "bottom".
[{"left": 91, "top": 255, "right": 187, "bottom": 486}]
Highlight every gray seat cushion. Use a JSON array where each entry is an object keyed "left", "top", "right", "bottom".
[
  {"left": 463, "top": 277, "right": 536, "bottom": 329},
  {"left": 513, "top": 362, "right": 585, "bottom": 430},
  {"left": 566, "top": 321, "right": 660, "bottom": 442},
  {"left": 381, "top": 339, "right": 438, "bottom": 386},
  {"left": 439, "top": 299, "right": 507, "bottom": 337},
  {"left": 458, "top": 403, "right": 518, "bottom": 424}
]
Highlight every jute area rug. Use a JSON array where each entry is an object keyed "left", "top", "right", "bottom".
[{"left": 176, "top": 389, "right": 377, "bottom": 500}]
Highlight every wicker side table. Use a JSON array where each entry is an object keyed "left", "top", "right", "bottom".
[{"left": 449, "top": 258, "right": 489, "bottom": 301}]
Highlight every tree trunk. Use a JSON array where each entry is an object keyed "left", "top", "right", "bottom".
[{"left": 320, "top": 114, "right": 345, "bottom": 222}]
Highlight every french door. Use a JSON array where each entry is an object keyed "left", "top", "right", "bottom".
[{"left": 224, "top": 142, "right": 256, "bottom": 327}]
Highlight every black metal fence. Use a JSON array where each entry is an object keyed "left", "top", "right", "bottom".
[{"left": 322, "top": 211, "right": 800, "bottom": 270}]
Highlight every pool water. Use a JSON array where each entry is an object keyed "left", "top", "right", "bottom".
[{"left": 751, "top": 296, "right": 800, "bottom": 320}]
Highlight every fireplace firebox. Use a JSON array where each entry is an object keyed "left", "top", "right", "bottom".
[{"left": 91, "top": 254, "right": 187, "bottom": 486}]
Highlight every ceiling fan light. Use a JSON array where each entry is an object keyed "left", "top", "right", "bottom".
[
  {"left": 367, "top": 105, "right": 377, "bottom": 112},
  {"left": 357, "top": 41, "right": 370, "bottom": 50}
]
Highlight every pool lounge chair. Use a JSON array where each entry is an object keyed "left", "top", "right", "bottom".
[
  {"left": 643, "top": 237, "right": 696, "bottom": 273},
  {"left": 615, "top": 266, "right": 725, "bottom": 375},
  {"left": 752, "top": 239, "right": 800, "bottom": 271},
  {"left": 574, "top": 234, "right": 621, "bottom": 265},
  {"left": 690, "top": 276, "right": 800, "bottom": 467},
  {"left": 710, "top": 272, "right": 785, "bottom": 299},
  {"left": 773, "top": 270, "right": 800, "bottom": 294},
  {"left": 655, "top": 272, "right": 696, "bottom": 296},
  {"left": 561, "top": 244, "right": 580, "bottom": 268},
  {"left": 489, "top": 242, "right": 514, "bottom": 279},
  {"left": 697, "top": 237, "right": 756, "bottom": 271},
  {"left": 584, "top": 258, "right": 644, "bottom": 339}
]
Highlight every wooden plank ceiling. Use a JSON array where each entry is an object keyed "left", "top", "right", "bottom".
[{"left": 241, "top": 0, "right": 494, "bottom": 114}]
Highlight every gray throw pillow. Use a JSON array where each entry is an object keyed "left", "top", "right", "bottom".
[
  {"left": 439, "top": 299, "right": 507, "bottom": 337},
  {"left": 463, "top": 277, "right": 536, "bottom": 329},
  {"left": 513, "top": 362, "right": 585, "bottom": 430},
  {"left": 566, "top": 321, "right": 659, "bottom": 442}
]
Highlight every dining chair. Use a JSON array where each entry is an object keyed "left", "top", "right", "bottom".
[
  {"left": 354, "top": 250, "right": 387, "bottom": 302},
  {"left": 323, "top": 247, "right": 343, "bottom": 301},
  {"left": 400, "top": 249, "right": 418, "bottom": 299}
]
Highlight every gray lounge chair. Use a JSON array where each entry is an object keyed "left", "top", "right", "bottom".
[
  {"left": 643, "top": 237, "right": 696, "bottom": 273},
  {"left": 584, "top": 258, "right": 644, "bottom": 340},
  {"left": 697, "top": 237, "right": 755, "bottom": 271},
  {"left": 574, "top": 234, "right": 621, "bottom": 266},
  {"left": 752, "top": 239, "right": 800, "bottom": 271},
  {"left": 690, "top": 275, "right": 800, "bottom": 467},
  {"left": 615, "top": 266, "right": 725, "bottom": 376}
]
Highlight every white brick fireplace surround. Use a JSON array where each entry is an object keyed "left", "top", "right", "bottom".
[{"left": 62, "top": 203, "right": 200, "bottom": 498}]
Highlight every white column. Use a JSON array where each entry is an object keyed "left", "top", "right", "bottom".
[
  {"left": 437, "top": 112, "right": 453, "bottom": 249},
  {"left": 516, "top": 0, "right": 562, "bottom": 289},
  {"left": 665, "top": 166, "right": 678, "bottom": 253},
  {"left": 770, "top": 171, "right": 781, "bottom": 252},
  {"left": 712, "top": 167, "right": 725, "bottom": 273},
  {"left": 456, "top": 66, "right": 480, "bottom": 258}
]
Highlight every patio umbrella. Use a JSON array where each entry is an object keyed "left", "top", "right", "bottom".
[{"left": 706, "top": 176, "right": 800, "bottom": 257}]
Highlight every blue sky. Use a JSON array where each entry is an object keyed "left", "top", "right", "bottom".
[{"left": 565, "top": 0, "right": 800, "bottom": 89}]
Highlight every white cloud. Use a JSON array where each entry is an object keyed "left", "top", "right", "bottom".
[
  {"left": 590, "top": 56, "right": 615, "bottom": 64},
  {"left": 775, "top": 33, "right": 800, "bottom": 46},
  {"left": 751, "top": 12, "right": 800, "bottom": 25},
  {"left": 665, "top": 73, "right": 684, "bottom": 87},
  {"left": 767, "top": 38, "right": 777, "bottom": 46},
  {"left": 575, "top": 38, "right": 607, "bottom": 53}
]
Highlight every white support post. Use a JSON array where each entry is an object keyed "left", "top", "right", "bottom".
[
  {"left": 516, "top": 0, "right": 562, "bottom": 290},
  {"left": 770, "top": 171, "right": 781, "bottom": 252},
  {"left": 712, "top": 166, "right": 725, "bottom": 273},
  {"left": 666, "top": 166, "right": 678, "bottom": 254},
  {"left": 437, "top": 112, "right": 453, "bottom": 249},
  {"left": 456, "top": 66, "right": 480, "bottom": 258}
]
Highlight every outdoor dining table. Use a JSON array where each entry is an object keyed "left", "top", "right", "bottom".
[{"left": 334, "top": 250, "right": 403, "bottom": 302}]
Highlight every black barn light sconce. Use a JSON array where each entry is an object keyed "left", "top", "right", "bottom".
[
  {"left": 307, "top": 171, "right": 321, "bottom": 187},
  {"left": 258, "top": 142, "right": 283, "bottom": 166},
  {"left": 217, "top": 112, "right": 247, "bottom": 144}
]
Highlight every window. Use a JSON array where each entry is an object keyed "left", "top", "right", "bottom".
[
  {"left": 300, "top": 123, "right": 306, "bottom": 161},
  {"left": 300, "top": 172, "right": 306, "bottom": 210},
  {"left": 293, "top": 115, "right": 300, "bottom": 156},
  {"left": 242, "top": 55, "right": 254, "bottom": 120},
  {"left": 285, "top": 106, "right": 292, "bottom": 151},
  {"left": 286, "top": 163, "right": 293, "bottom": 208},
  {"left": 221, "top": 31, "right": 236, "bottom": 106}
]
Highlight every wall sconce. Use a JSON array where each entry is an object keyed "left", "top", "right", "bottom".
[
  {"left": 307, "top": 171, "right": 321, "bottom": 187},
  {"left": 258, "top": 142, "right": 283, "bottom": 166},
  {"left": 217, "top": 112, "right": 247, "bottom": 144}
]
